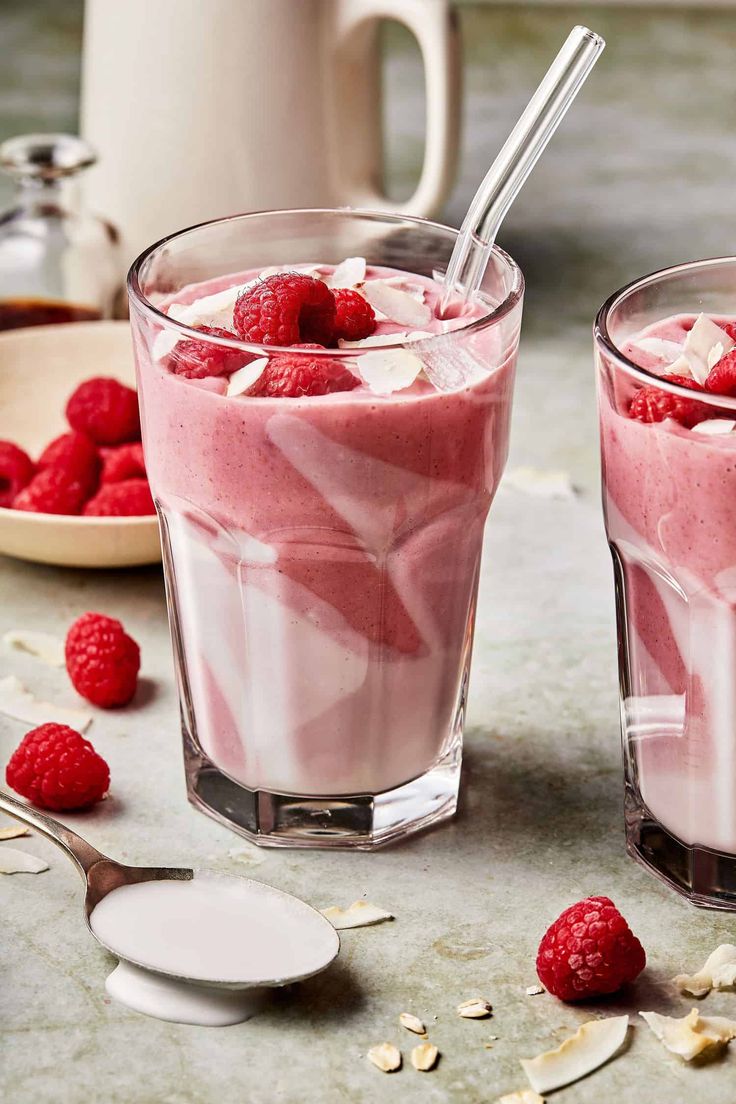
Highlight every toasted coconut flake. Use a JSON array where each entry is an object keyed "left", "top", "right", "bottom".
[
  {"left": 399, "top": 1012, "right": 426, "bottom": 1035},
  {"left": 674, "top": 944, "right": 736, "bottom": 995},
  {"left": 691, "top": 419, "right": 736, "bottom": 436},
  {"left": 356, "top": 349, "right": 423, "bottom": 395},
  {"left": 497, "top": 1092, "right": 545, "bottom": 1104},
  {"left": 641, "top": 1008, "right": 736, "bottom": 1060},
  {"left": 3, "top": 630, "right": 65, "bottom": 667},
  {"left": 0, "top": 675, "right": 92, "bottom": 731},
  {"left": 521, "top": 1016, "right": 629, "bottom": 1094},
  {"left": 683, "top": 314, "right": 735, "bottom": 383},
  {"left": 525, "top": 985, "right": 545, "bottom": 996},
  {"left": 0, "top": 847, "right": 49, "bottom": 874},
  {"left": 367, "top": 1043, "right": 401, "bottom": 1072},
  {"left": 320, "top": 901, "right": 393, "bottom": 930},
  {"left": 0, "top": 825, "right": 29, "bottom": 841},
  {"left": 327, "top": 256, "right": 366, "bottom": 289},
  {"left": 360, "top": 281, "right": 432, "bottom": 328},
  {"left": 411, "top": 1043, "right": 438, "bottom": 1071},
  {"left": 227, "top": 357, "right": 269, "bottom": 397},
  {"left": 457, "top": 998, "right": 492, "bottom": 1019}
]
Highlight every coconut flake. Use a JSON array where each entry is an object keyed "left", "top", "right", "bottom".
[
  {"left": 0, "top": 675, "right": 93, "bottom": 731},
  {"left": 227, "top": 357, "right": 269, "bottom": 397},
  {"left": 683, "top": 314, "right": 735, "bottom": 384},
  {"left": 690, "top": 419, "right": 736, "bottom": 436},
  {"left": 227, "top": 844, "right": 265, "bottom": 868},
  {"left": 367, "top": 1043, "right": 401, "bottom": 1072},
  {"left": 3, "top": 630, "right": 65, "bottom": 667},
  {"left": 525, "top": 985, "right": 545, "bottom": 996},
  {"left": 457, "top": 998, "right": 492, "bottom": 1019},
  {"left": 258, "top": 264, "right": 326, "bottom": 280},
  {"left": 521, "top": 1016, "right": 629, "bottom": 1094},
  {"left": 399, "top": 1012, "right": 426, "bottom": 1035},
  {"left": 631, "top": 337, "right": 685, "bottom": 363},
  {"left": 497, "top": 1092, "right": 545, "bottom": 1104},
  {"left": 356, "top": 349, "right": 423, "bottom": 395},
  {"left": 673, "top": 944, "right": 736, "bottom": 996},
  {"left": 410, "top": 1043, "right": 438, "bottom": 1071},
  {"left": 0, "top": 825, "right": 29, "bottom": 841},
  {"left": 503, "top": 467, "right": 576, "bottom": 499},
  {"left": 0, "top": 847, "right": 49, "bottom": 874},
  {"left": 640, "top": 1008, "right": 736, "bottom": 1060},
  {"left": 360, "top": 281, "right": 432, "bottom": 328},
  {"left": 326, "top": 257, "right": 366, "bottom": 289},
  {"left": 338, "top": 332, "right": 409, "bottom": 350},
  {"left": 320, "top": 901, "right": 394, "bottom": 929},
  {"left": 168, "top": 283, "right": 250, "bottom": 331}
]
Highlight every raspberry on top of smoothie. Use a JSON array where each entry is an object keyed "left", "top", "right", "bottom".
[
  {"left": 624, "top": 313, "right": 736, "bottom": 432},
  {"left": 157, "top": 261, "right": 482, "bottom": 399}
]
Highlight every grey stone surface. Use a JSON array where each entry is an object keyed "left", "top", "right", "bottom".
[{"left": 2, "top": 4, "right": 736, "bottom": 1103}]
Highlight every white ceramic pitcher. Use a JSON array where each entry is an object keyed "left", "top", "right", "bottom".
[{"left": 80, "top": 0, "right": 461, "bottom": 263}]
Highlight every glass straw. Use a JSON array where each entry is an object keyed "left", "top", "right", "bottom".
[{"left": 439, "top": 25, "right": 605, "bottom": 317}]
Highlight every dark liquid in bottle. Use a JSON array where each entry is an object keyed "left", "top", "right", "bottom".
[{"left": 0, "top": 298, "right": 102, "bottom": 331}]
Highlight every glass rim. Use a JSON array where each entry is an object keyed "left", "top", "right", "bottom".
[
  {"left": 594, "top": 254, "right": 736, "bottom": 410},
  {"left": 126, "top": 207, "right": 524, "bottom": 359}
]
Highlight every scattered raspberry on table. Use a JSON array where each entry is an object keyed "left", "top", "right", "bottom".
[
  {"left": 66, "top": 376, "right": 141, "bottom": 446},
  {"left": 65, "top": 611, "right": 141, "bottom": 708},
  {"left": 6, "top": 723, "right": 110, "bottom": 811},
  {"left": 536, "top": 895, "right": 646, "bottom": 1001},
  {"left": 233, "top": 273, "right": 336, "bottom": 347},
  {"left": 0, "top": 440, "right": 35, "bottom": 507}
]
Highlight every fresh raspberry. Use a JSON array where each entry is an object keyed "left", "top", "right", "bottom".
[
  {"left": 718, "top": 321, "right": 736, "bottom": 342},
  {"left": 100, "top": 442, "right": 146, "bottom": 484},
  {"left": 0, "top": 440, "right": 34, "bottom": 508},
  {"left": 38, "top": 431, "right": 100, "bottom": 494},
  {"left": 6, "top": 723, "right": 109, "bottom": 811},
  {"left": 628, "top": 373, "right": 709, "bottom": 428},
  {"left": 247, "top": 354, "right": 359, "bottom": 398},
  {"left": 233, "top": 273, "right": 336, "bottom": 346},
  {"left": 536, "top": 895, "right": 646, "bottom": 1001},
  {"left": 65, "top": 611, "right": 140, "bottom": 707},
  {"left": 332, "top": 288, "right": 376, "bottom": 342},
  {"left": 704, "top": 349, "right": 736, "bottom": 397},
  {"left": 13, "top": 467, "right": 87, "bottom": 514},
  {"left": 66, "top": 377, "right": 141, "bottom": 446},
  {"left": 166, "top": 325, "right": 250, "bottom": 379},
  {"left": 83, "top": 478, "right": 155, "bottom": 517}
]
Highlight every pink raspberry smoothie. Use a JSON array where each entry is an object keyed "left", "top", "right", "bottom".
[
  {"left": 598, "top": 311, "right": 736, "bottom": 853},
  {"left": 133, "top": 263, "right": 520, "bottom": 798}
]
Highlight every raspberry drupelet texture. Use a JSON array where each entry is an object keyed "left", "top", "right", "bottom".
[
  {"left": 332, "top": 288, "right": 376, "bottom": 342},
  {"left": 705, "top": 349, "right": 736, "bottom": 397},
  {"left": 536, "top": 895, "right": 646, "bottom": 1001},
  {"left": 13, "top": 466, "right": 87, "bottom": 514},
  {"left": 65, "top": 611, "right": 141, "bottom": 708},
  {"left": 66, "top": 376, "right": 141, "bottom": 446},
  {"left": 6, "top": 723, "right": 110, "bottom": 811},
  {"left": 247, "top": 354, "right": 359, "bottom": 398},
  {"left": 167, "top": 325, "right": 250, "bottom": 379},
  {"left": 83, "top": 478, "right": 155, "bottom": 516},
  {"left": 0, "top": 440, "right": 35, "bottom": 507},
  {"left": 628, "top": 373, "right": 709, "bottom": 428},
  {"left": 233, "top": 273, "right": 336, "bottom": 347},
  {"left": 38, "top": 431, "right": 100, "bottom": 494},
  {"left": 100, "top": 442, "right": 146, "bottom": 484}
]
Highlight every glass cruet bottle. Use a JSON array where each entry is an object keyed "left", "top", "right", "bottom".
[{"left": 0, "top": 133, "right": 121, "bottom": 330}]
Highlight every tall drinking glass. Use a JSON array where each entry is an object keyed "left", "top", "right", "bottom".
[
  {"left": 595, "top": 257, "right": 736, "bottom": 908},
  {"left": 128, "top": 209, "right": 523, "bottom": 849}
]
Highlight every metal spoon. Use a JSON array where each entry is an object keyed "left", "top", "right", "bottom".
[{"left": 0, "top": 788, "right": 338, "bottom": 989}]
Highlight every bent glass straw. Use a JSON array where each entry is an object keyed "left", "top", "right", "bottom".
[{"left": 439, "top": 25, "right": 605, "bottom": 317}]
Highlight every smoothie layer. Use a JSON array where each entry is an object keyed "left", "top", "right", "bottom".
[
  {"left": 599, "top": 313, "right": 736, "bottom": 851},
  {"left": 134, "top": 263, "right": 519, "bottom": 795}
]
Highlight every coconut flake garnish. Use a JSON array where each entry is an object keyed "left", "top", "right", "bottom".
[
  {"left": 525, "top": 985, "right": 545, "bottom": 996},
  {"left": 167, "top": 283, "right": 248, "bottom": 331},
  {"left": 683, "top": 314, "right": 735, "bottom": 384},
  {"left": 367, "top": 1043, "right": 401, "bottom": 1072},
  {"left": 410, "top": 1043, "right": 439, "bottom": 1071},
  {"left": 0, "top": 847, "right": 49, "bottom": 875},
  {"left": 320, "top": 901, "right": 394, "bottom": 929},
  {"left": 326, "top": 256, "right": 366, "bottom": 289},
  {"left": 520, "top": 1016, "right": 629, "bottom": 1094},
  {"left": 673, "top": 944, "right": 736, "bottom": 996},
  {"left": 226, "top": 357, "right": 269, "bottom": 397},
  {"left": 338, "top": 330, "right": 434, "bottom": 351},
  {"left": 0, "top": 675, "right": 92, "bottom": 731},
  {"left": 633, "top": 337, "right": 688, "bottom": 362},
  {"left": 640, "top": 1008, "right": 736, "bottom": 1060},
  {"left": 360, "top": 280, "right": 432, "bottom": 328},
  {"left": 690, "top": 419, "right": 736, "bottom": 436},
  {"left": 3, "top": 630, "right": 65, "bottom": 667},
  {"left": 0, "top": 825, "right": 29, "bottom": 841},
  {"left": 356, "top": 349, "right": 423, "bottom": 395}
]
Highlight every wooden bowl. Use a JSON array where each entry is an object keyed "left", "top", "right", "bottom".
[{"left": 0, "top": 321, "right": 161, "bottom": 568}]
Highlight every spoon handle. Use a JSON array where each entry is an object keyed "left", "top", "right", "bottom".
[{"left": 0, "top": 787, "right": 108, "bottom": 877}]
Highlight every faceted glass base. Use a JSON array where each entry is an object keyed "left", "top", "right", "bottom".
[
  {"left": 183, "top": 729, "right": 462, "bottom": 850},
  {"left": 625, "top": 785, "right": 736, "bottom": 910}
]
